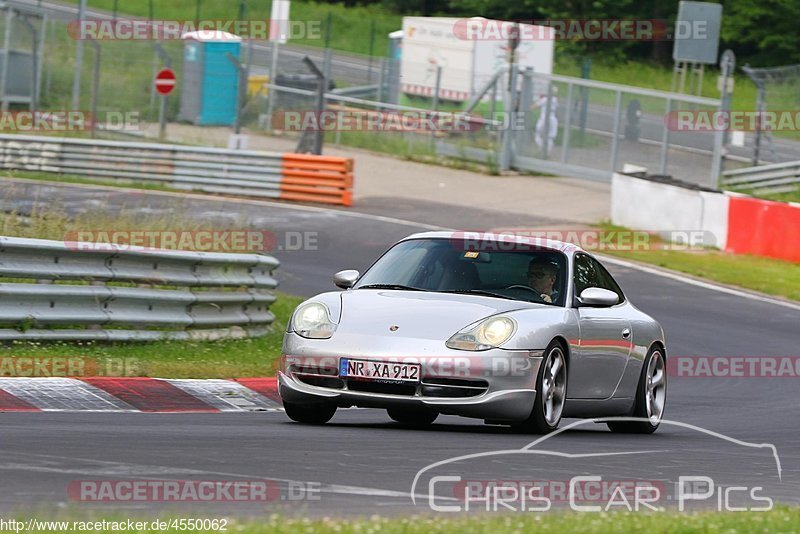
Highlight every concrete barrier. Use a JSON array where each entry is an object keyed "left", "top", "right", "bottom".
[
  {"left": 611, "top": 172, "right": 800, "bottom": 263},
  {"left": 611, "top": 173, "right": 729, "bottom": 249}
]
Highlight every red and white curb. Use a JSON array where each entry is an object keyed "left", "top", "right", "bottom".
[{"left": 0, "top": 377, "right": 282, "bottom": 412}]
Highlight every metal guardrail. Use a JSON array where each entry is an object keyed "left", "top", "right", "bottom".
[
  {"left": 721, "top": 160, "right": 800, "bottom": 194},
  {"left": 0, "top": 134, "right": 355, "bottom": 205},
  {"left": 0, "top": 235, "right": 279, "bottom": 341}
]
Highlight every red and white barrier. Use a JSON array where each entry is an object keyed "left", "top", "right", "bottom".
[{"left": 611, "top": 173, "right": 800, "bottom": 263}]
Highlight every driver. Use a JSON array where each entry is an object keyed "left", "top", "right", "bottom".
[{"left": 526, "top": 258, "right": 559, "bottom": 303}]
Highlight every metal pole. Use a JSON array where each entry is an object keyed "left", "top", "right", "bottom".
[
  {"left": 753, "top": 87, "right": 764, "bottom": 165},
  {"left": 0, "top": 9, "right": 14, "bottom": 110},
  {"left": 376, "top": 58, "right": 384, "bottom": 104},
  {"left": 609, "top": 90, "right": 622, "bottom": 173},
  {"left": 265, "top": 42, "right": 280, "bottom": 128},
  {"left": 560, "top": 83, "right": 574, "bottom": 164},
  {"left": 154, "top": 44, "right": 172, "bottom": 140},
  {"left": 195, "top": 0, "right": 201, "bottom": 25},
  {"left": 112, "top": 0, "right": 118, "bottom": 20},
  {"left": 323, "top": 47, "right": 332, "bottom": 84},
  {"left": 19, "top": 17, "right": 38, "bottom": 111},
  {"left": 89, "top": 40, "right": 100, "bottom": 138},
  {"left": 709, "top": 125, "right": 725, "bottom": 188},
  {"left": 367, "top": 19, "right": 375, "bottom": 83},
  {"left": 226, "top": 53, "right": 245, "bottom": 136},
  {"left": 499, "top": 67, "right": 518, "bottom": 170},
  {"left": 542, "top": 84, "right": 553, "bottom": 158},
  {"left": 0, "top": 9, "right": 13, "bottom": 111},
  {"left": 432, "top": 64, "right": 442, "bottom": 112},
  {"left": 658, "top": 98, "right": 672, "bottom": 174},
  {"left": 36, "top": 13, "right": 46, "bottom": 106},
  {"left": 71, "top": 0, "right": 87, "bottom": 110}
]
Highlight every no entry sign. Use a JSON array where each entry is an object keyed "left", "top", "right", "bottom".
[{"left": 155, "top": 68, "right": 176, "bottom": 95}]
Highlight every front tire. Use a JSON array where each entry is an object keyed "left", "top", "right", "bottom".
[
  {"left": 512, "top": 340, "right": 567, "bottom": 434},
  {"left": 283, "top": 401, "right": 336, "bottom": 425},
  {"left": 387, "top": 406, "right": 438, "bottom": 427},
  {"left": 607, "top": 346, "right": 666, "bottom": 434}
]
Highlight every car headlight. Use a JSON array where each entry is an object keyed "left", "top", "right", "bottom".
[
  {"left": 446, "top": 316, "right": 516, "bottom": 351},
  {"left": 291, "top": 302, "right": 336, "bottom": 339}
]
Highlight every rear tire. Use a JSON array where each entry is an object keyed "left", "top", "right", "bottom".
[
  {"left": 283, "top": 401, "right": 336, "bottom": 425},
  {"left": 512, "top": 340, "right": 567, "bottom": 434},
  {"left": 387, "top": 406, "right": 438, "bottom": 427},
  {"left": 607, "top": 346, "right": 666, "bottom": 434}
]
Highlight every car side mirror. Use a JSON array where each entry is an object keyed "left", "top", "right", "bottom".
[
  {"left": 333, "top": 269, "right": 359, "bottom": 289},
  {"left": 578, "top": 287, "right": 619, "bottom": 307}
]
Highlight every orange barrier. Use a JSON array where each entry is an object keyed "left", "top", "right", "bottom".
[
  {"left": 726, "top": 196, "right": 800, "bottom": 263},
  {"left": 280, "top": 154, "right": 354, "bottom": 207}
]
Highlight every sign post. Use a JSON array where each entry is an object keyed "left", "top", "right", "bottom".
[
  {"left": 154, "top": 67, "right": 176, "bottom": 140},
  {"left": 266, "top": 0, "right": 290, "bottom": 130}
]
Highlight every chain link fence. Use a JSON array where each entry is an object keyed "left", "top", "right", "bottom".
[{"left": 0, "top": 1, "right": 773, "bottom": 190}]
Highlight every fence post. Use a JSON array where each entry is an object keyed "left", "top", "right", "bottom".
[
  {"left": 560, "top": 82, "right": 574, "bottom": 164},
  {"left": 609, "top": 90, "right": 622, "bottom": 173},
  {"left": 89, "top": 40, "right": 100, "bottom": 138},
  {"left": 542, "top": 83, "right": 553, "bottom": 159},
  {"left": 517, "top": 67, "right": 533, "bottom": 155},
  {"left": 658, "top": 98, "right": 672, "bottom": 175},
  {"left": 499, "top": 66, "right": 518, "bottom": 171},
  {"left": 71, "top": 0, "right": 86, "bottom": 110},
  {"left": 432, "top": 64, "right": 442, "bottom": 112},
  {"left": 0, "top": 8, "right": 13, "bottom": 111}
]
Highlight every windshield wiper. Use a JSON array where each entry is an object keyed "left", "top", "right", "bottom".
[
  {"left": 439, "top": 289, "right": 516, "bottom": 301},
  {"left": 358, "top": 284, "right": 425, "bottom": 291}
]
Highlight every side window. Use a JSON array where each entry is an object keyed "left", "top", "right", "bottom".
[
  {"left": 590, "top": 257, "right": 625, "bottom": 302},
  {"left": 573, "top": 253, "right": 600, "bottom": 297}
]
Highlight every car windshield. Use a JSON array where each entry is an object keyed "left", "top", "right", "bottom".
[{"left": 355, "top": 238, "right": 567, "bottom": 306}]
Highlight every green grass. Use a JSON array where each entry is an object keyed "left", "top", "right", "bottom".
[
  {"left": 756, "top": 187, "right": 800, "bottom": 204},
  {"left": 2, "top": 292, "right": 302, "bottom": 378},
  {"left": 13, "top": 506, "right": 800, "bottom": 533},
  {"left": 598, "top": 223, "right": 800, "bottom": 302}
]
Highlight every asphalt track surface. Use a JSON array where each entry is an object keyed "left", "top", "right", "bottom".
[{"left": 1, "top": 181, "right": 799, "bottom": 518}]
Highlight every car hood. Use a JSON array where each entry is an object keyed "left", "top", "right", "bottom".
[{"left": 336, "top": 289, "right": 542, "bottom": 340}]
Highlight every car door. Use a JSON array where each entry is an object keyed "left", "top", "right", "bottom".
[{"left": 569, "top": 253, "right": 632, "bottom": 399}]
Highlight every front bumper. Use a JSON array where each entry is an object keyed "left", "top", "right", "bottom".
[{"left": 278, "top": 332, "right": 542, "bottom": 422}]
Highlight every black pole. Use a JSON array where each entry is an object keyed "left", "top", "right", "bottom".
[
  {"left": 195, "top": 0, "right": 201, "bottom": 25},
  {"left": 148, "top": 0, "right": 153, "bottom": 22},
  {"left": 324, "top": 12, "right": 332, "bottom": 49},
  {"left": 112, "top": 0, "right": 118, "bottom": 21},
  {"left": 367, "top": 19, "right": 375, "bottom": 83}
]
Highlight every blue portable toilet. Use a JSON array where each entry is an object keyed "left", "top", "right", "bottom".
[{"left": 179, "top": 30, "right": 242, "bottom": 126}]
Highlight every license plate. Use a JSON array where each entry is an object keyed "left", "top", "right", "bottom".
[{"left": 339, "top": 358, "right": 420, "bottom": 382}]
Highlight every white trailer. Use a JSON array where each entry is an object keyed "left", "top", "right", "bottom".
[{"left": 399, "top": 17, "right": 555, "bottom": 102}]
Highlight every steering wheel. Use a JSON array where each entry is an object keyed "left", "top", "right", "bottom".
[{"left": 504, "top": 284, "right": 549, "bottom": 302}]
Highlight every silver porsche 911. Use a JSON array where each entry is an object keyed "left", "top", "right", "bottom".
[{"left": 278, "top": 232, "right": 667, "bottom": 434}]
